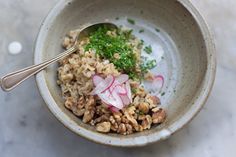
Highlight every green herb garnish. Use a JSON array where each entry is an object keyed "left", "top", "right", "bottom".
[
  {"left": 161, "top": 92, "right": 165, "bottom": 96},
  {"left": 139, "top": 29, "right": 144, "bottom": 33},
  {"left": 85, "top": 26, "right": 137, "bottom": 78},
  {"left": 131, "top": 88, "right": 137, "bottom": 94},
  {"left": 155, "top": 28, "right": 160, "bottom": 32},
  {"left": 136, "top": 110, "right": 144, "bottom": 115},
  {"left": 115, "top": 17, "right": 119, "bottom": 20},
  {"left": 144, "top": 45, "right": 152, "bottom": 54},
  {"left": 146, "top": 59, "right": 157, "bottom": 69},
  {"left": 140, "top": 59, "right": 157, "bottom": 73},
  {"left": 127, "top": 18, "right": 135, "bottom": 25},
  {"left": 141, "top": 39, "right": 144, "bottom": 44},
  {"left": 138, "top": 40, "right": 144, "bottom": 48}
]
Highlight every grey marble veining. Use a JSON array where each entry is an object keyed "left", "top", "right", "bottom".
[{"left": 0, "top": 0, "right": 236, "bottom": 157}]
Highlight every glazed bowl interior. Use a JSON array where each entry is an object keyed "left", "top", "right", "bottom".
[{"left": 34, "top": 0, "right": 215, "bottom": 146}]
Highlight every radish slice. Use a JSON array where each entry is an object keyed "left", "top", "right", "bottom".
[
  {"left": 98, "top": 90, "right": 113, "bottom": 105},
  {"left": 120, "top": 94, "right": 130, "bottom": 106},
  {"left": 115, "top": 85, "right": 127, "bottom": 95},
  {"left": 125, "top": 81, "right": 132, "bottom": 103},
  {"left": 143, "top": 74, "right": 164, "bottom": 94},
  {"left": 91, "top": 74, "right": 133, "bottom": 110},
  {"left": 110, "top": 91, "right": 124, "bottom": 109},
  {"left": 116, "top": 74, "right": 129, "bottom": 84},
  {"left": 154, "top": 75, "right": 164, "bottom": 89},
  {"left": 108, "top": 106, "right": 120, "bottom": 112},
  {"left": 110, "top": 83, "right": 127, "bottom": 95},
  {"left": 109, "top": 80, "right": 127, "bottom": 95},
  {"left": 109, "top": 80, "right": 121, "bottom": 93},
  {"left": 100, "top": 75, "right": 115, "bottom": 93},
  {"left": 91, "top": 75, "right": 115, "bottom": 94},
  {"left": 99, "top": 92, "right": 123, "bottom": 109},
  {"left": 92, "top": 75, "right": 104, "bottom": 86},
  {"left": 98, "top": 90, "right": 123, "bottom": 109}
]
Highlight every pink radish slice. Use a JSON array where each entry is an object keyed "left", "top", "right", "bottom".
[
  {"left": 98, "top": 90, "right": 123, "bottom": 109},
  {"left": 143, "top": 74, "right": 164, "bottom": 94},
  {"left": 108, "top": 106, "right": 120, "bottom": 112},
  {"left": 120, "top": 94, "right": 130, "bottom": 106},
  {"left": 90, "top": 75, "right": 104, "bottom": 95},
  {"left": 99, "top": 75, "right": 115, "bottom": 93},
  {"left": 154, "top": 75, "right": 164, "bottom": 88},
  {"left": 92, "top": 75, "right": 104, "bottom": 86},
  {"left": 91, "top": 75, "right": 115, "bottom": 94},
  {"left": 109, "top": 80, "right": 121, "bottom": 93},
  {"left": 91, "top": 74, "right": 132, "bottom": 110},
  {"left": 109, "top": 79, "right": 127, "bottom": 95},
  {"left": 125, "top": 81, "right": 132, "bottom": 103},
  {"left": 153, "top": 75, "right": 164, "bottom": 90},
  {"left": 110, "top": 91, "right": 124, "bottom": 109},
  {"left": 115, "top": 85, "right": 127, "bottom": 95},
  {"left": 116, "top": 74, "right": 129, "bottom": 84},
  {"left": 99, "top": 93, "right": 120, "bottom": 108},
  {"left": 98, "top": 90, "right": 113, "bottom": 105},
  {"left": 111, "top": 84, "right": 127, "bottom": 95}
]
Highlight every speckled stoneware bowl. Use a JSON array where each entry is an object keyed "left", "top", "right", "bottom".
[{"left": 34, "top": 0, "right": 216, "bottom": 147}]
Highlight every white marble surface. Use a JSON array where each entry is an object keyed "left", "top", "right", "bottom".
[{"left": 0, "top": 0, "right": 236, "bottom": 157}]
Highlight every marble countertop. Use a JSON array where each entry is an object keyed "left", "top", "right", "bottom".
[{"left": 0, "top": 0, "right": 235, "bottom": 157}]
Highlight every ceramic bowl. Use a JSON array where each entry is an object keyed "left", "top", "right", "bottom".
[{"left": 34, "top": 0, "right": 216, "bottom": 147}]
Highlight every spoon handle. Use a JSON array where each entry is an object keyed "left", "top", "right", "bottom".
[{"left": 0, "top": 46, "right": 77, "bottom": 92}]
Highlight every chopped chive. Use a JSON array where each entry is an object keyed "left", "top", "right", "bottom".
[
  {"left": 161, "top": 92, "right": 165, "bottom": 96},
  {"left": 127, "top": 18, "right": 135, "bottom": 25},
  {"left": 138, "top": 110, "right": 144, "bottom": 115},
  {"left": 84, "top": 26, "right": 137, "bottom": 78},
  {"left": 139, "top": 29, "right": 144, "bottom": 33},
  {"left": 143, "top": 56, "right": 148, "bottom": 60},
  {"left": 161, "top": 56, "right": 164, "bottom": 60},
  {"left": 146, "top": 59, "right": 157, "bottom": 69},
  {"left": 155, "top": 28, "right": 160, "bottom": 32},
  {"left": 140, "top": 10, "right": 144, "bottom": 14},
  {"left": 131, "top": 88, "right": 137, "bottom": 93},
  {"left": 144, "top": 45, "right": 152, "bottom": 54},
  {"left": 141, "top": 39, "right": 144, "bottom": 44},
  {"left": 138, "top": 40, "right": 144, "bottom": 48},
  {"left": 140, "top": 59, "right": 157, "bottom": 72},
  {"left": 115, "top": 17, "right": 119, "bottom": 20}
]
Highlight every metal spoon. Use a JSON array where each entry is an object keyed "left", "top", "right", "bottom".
[{"left": 0, "top": 23, "right": 117, "bottom": 92}]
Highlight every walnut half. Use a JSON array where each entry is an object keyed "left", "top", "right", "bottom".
[
  {"left": 152, "top": 108, "right": 166, "bottom": 124},
  {"left": 96, "top": 122, "right": 111, "bottom": 133}
]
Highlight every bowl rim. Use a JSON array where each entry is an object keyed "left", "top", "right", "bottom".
[{"left": 34, "top": 0, "right": 216, "bottom": 147}]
